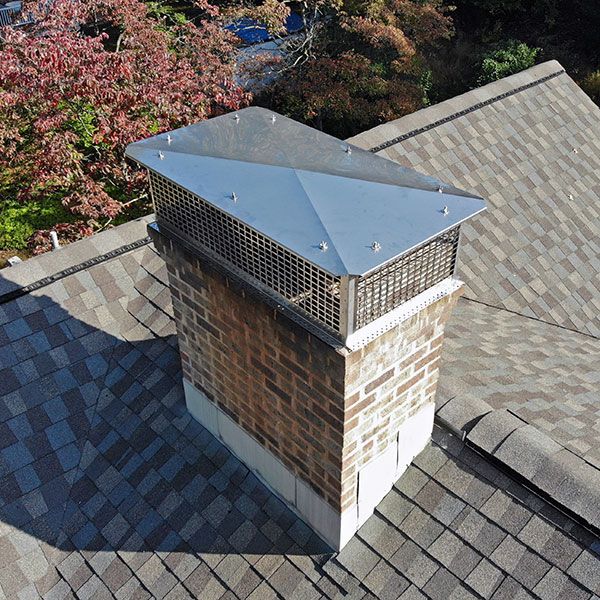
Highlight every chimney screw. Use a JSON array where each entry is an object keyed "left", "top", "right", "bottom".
[
  {"left": 442, "top": 206, "right": 449, "bottom": 215},
  {"left": 438, "top": 185, "right": 444, "bottom": 193},
  {"left": 573, "top": 148, "right": 578, "bottom": 154},
  {"left": 568, "top": 193, "right": 574, "bottom": 200},
  {"left": 233, "top": 114, "right": 240, "bottom": 122},
  {"left": 166, "top": 134, "right": 172, "bottom": 145},
  {"left": 231, "top": 192, "right": 238, "bottom": 203},
  {"left": 158, "top": 151, "right": 165, "bottom": 160},
  {"left": 319, "top": 241, "right": 328, "bottom": 252},
  {"left": 271, "top": 115, "right": 277, "bottom": 123},
  {"left": 345, "top": 145, "right": 352, "bottom": 155},
  {"left": 371, "top": 241, "right": 381, "bottom": 252}
]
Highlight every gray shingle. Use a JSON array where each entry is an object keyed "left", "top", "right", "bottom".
[
  {"left": 336, "top": 537, "right": 380, "bottom": 580},
  {"left": 465, "top": 559, "right": 503, "bottom": 599},
  {"left": 363, "top": 560, "right": 409, "bottom": 599},
  {"left": 568, "top": 551, "right": 600, "bottom": 595},
  {"left": 533, "top": 566, "right": 592, "bottom": 600}
]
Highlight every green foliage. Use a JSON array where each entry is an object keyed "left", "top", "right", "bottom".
[
  {"left": 419, "top": 69, "right": 433, "bottom": 106},
  {"left": 581, "top": 71, "right": 600, "bottom": 104},
  {"left": 478, "top": 40, "right": 539, "bottom": 85},
  {"left": 0, "top": 197, "right": 75, "bottom": 250},
  {"left": 61, "top": 100, "right": 100, "bottom": 152},
  {"left": 145, "top": 1, "right": 188, "bottom": 28}
]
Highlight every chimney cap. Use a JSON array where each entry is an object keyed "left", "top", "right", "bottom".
[{"left": 126, "top": 107, "right": 485, "bottom": 276}]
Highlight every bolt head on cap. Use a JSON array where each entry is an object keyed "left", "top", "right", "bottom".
[
  {"left": 442, "top": 206, "right": 449, "bottom": 215},
  {"left": 371, "top": 241, "right": 381, "bottom": 252},
  {"left": 319, "top": 241, "right": 329, "bottom": 252},
  {"left": 231, "top": 192, "right": 238, "bottom": 202},
  {"left": 158, "top": 151, "right": 165, "bottom": 160}
]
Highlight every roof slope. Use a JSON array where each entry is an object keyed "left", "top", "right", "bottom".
[
  {"left": 350, "top": 60, "right": 600, "bottom": 531},
  {"left": 126, "top": 106, "right": 485, "bottom": 276},
  {"left": 350, "top": 60, "right": 600, "bottom": 337},
  {"left": 1, "top": 238, "right": 599, "bottom": 599},
  {"left": 439, "top": 299, "right": 600, "bottom": 468}
]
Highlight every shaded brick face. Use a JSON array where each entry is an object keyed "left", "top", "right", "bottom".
[
  {"left": 154, "top": 232, "right": 461, "bottom": 513},
  {"left": 155, "top": 235, "right": 347, "bottom": 509}
]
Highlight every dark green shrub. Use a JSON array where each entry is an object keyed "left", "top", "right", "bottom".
[
  {"left": 581, "top": 71, "right": 600, "bottom": 104},
  {"left": 478, "top": 41, "right": 539, "bottom": 85},
  {"left": 0, "top": 198, "right": 75, "bottom": 250}
]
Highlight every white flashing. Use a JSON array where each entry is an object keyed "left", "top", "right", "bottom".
[
  {"left": 183, "top": 379, "right": 352, "bottom": 549},
  {"left": 183, "top": 380, "right": 218, "bottom": 437},
  {"left": 345, "top": 277, "right": 462, "bottom": 351},
  {"left": 397, "top": 403, "right": 435, "bottom": 476},
  {"left": 183, "top": 380, "right": 436, "bottom": 550},
  {"left": 356, "top": 402, "right": 436, "bottom": 528},
  {"left": 357, "top": 442, "right": 397, "bottom": 527}
]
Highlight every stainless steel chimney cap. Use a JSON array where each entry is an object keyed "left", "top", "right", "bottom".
[{"left": 126, "top": 107, "right": 485, "bottom": 277}]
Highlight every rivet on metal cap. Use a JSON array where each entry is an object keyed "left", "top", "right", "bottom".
[
  {"left": 573, "top": 148, "right": 578, "bottom": 154},
  {"left": 568, "top": 193, "right": 574, "bottom": 200},
  {"left": 438, "top": 185, "right": 444, "bottom": 193},
  {"left": 158, "top": 151, "right": 165, "bottom": 160},
  {"left": 371, "top": 241, "right": 381, "bottom": 252},
  {"left": 345, "top": 145, "right": 352, "bottom": 154},
  {"left": 233, "top": 114, "right": 240, "bottom": 122},
  {"left": 319, "top": 241, "right": 328, "bottom": 252},
  {"left": 271, "top": 115, "right": 277, "bottom": 123},
  {"left": 442, "top": 206, "right": 449, "bottom": 215},
  {"left": 166, "top": 134, "right": 172, "bottom": 145},
  {"left": 231, "top": 192, "right": 238, "bottom": 202}
]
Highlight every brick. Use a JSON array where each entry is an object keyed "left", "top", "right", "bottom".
[{"left": 159, "top": 234, "right": 461, "bottom": 519}]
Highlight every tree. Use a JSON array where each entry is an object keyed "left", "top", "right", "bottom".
[
  {"left": 478, "top": 40, "right": 539, "bottom": 85},
  {"left": 0, "top": 0, "right": 248, "bottom": 251},
  {"left": 242, "top": 0, "right": 454, "bottom": 138}
]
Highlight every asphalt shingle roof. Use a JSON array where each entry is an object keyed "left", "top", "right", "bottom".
[
  {"left": 349, "top": 60, "right": 600, "bottom": 338},
  {"left": 350, "top": 60, "right": 600, "bottom": 525},
  {"left": 1, "top": 238, "right": 599, "bottom": 599},
  {"left": 2, "top": 59, "right": 600, "bottom": 599}
]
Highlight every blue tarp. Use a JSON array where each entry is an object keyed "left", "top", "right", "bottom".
[{"left": 225, "top": 12, "right": 303, "bottom": 45}]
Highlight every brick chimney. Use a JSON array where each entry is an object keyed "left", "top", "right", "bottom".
[{"left": 126, "top": 108, "right": 485, "bottom": 550}]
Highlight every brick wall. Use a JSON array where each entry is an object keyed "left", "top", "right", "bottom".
[
  {"left": 340, "top": 289, "right": 462, "bottom": 512},
  {"left": 154, "top": 230, "right": 461, "bottom": 514}
]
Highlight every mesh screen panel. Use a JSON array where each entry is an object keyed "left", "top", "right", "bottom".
[
  {"left": 150, "top": 173, "right": 342, "bottom": 332},
  {"left": 355, "top": 227, "right": 460, "bottom": 329}
]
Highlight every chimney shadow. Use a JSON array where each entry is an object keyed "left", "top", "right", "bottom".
[{"left": 0, "top": 278, "right": 333, "bottom": 562}]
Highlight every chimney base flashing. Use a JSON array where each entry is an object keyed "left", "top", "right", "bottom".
[
  {"left": 183, "top": 378, "right": 435, "bottom": 550},
  {"left": 182, "top": 379, "right": 355, "bottom": 550}
]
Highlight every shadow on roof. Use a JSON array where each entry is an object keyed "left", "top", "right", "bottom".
[{"left": 0, "top": 283, "right": 332, "bottom": 559}]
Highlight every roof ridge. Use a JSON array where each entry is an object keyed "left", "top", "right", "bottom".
[
  {"left": 436, "top": 399, "right": 600, "bottom": 535},
  {"left": 346, "top": 60, "right": 566, "bottom": 153},
  {"left": 368, "top": 67, "right": 565, "bottom": 153}
]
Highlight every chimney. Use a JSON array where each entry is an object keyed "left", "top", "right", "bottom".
[{"left": 126, "top": 108, "right": 485, "bottom": 550}]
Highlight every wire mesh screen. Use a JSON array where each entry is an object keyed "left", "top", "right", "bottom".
[
  {"left": 354, "top": 227, "right": 460, "bottom": 329},
  {"left": 150, "top": 173, "right": 342, "bottom": 333}
]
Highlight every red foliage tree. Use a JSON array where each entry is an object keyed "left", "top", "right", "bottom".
[{"left": 0, "top": 0, "right": 248, "bottom": 249}]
